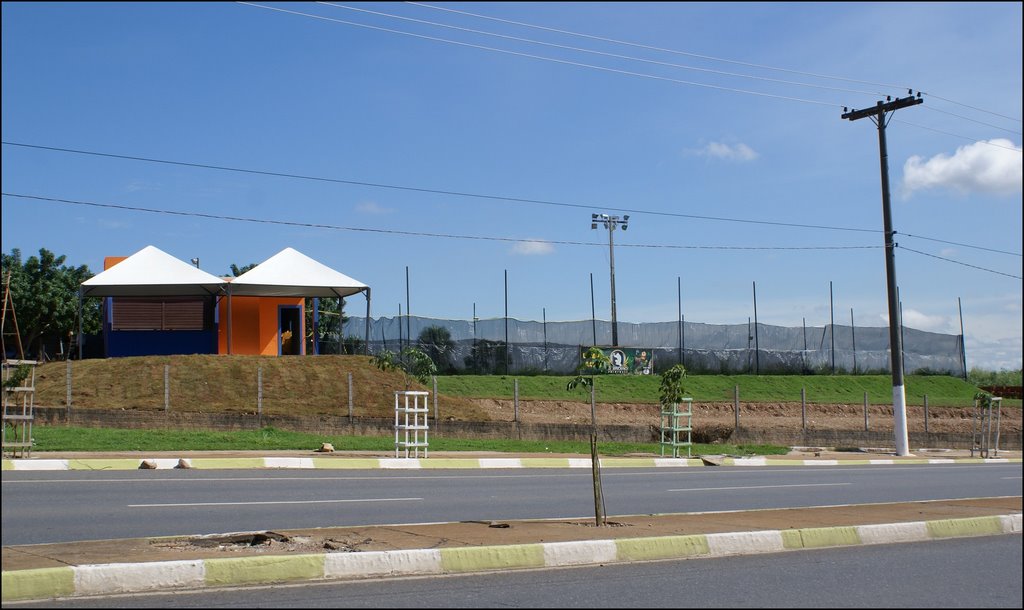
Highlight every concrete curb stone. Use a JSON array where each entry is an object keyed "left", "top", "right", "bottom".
[{"left": 3, "top": 514, "right": 1021, "bottom": 602}]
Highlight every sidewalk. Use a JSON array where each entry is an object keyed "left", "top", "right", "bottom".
[{"left": 2, "top": 448, "right": 1021, "bottom": 602}]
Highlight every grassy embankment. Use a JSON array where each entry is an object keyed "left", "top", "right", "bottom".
[{"left": 22, "top": 355, "right": 1011, "bottom": 456}]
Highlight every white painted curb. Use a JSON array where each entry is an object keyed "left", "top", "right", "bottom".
[{"left": 4, "top": 513, "right": 1020, "bottom": 603}]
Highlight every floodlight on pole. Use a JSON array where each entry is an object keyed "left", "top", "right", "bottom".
[{"left": 590, "top": 213, "right": 629, "bottom": 347}]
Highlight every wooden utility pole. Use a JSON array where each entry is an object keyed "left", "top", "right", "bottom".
[{"left": 842, "top": 93, "right": 923, "bottom": 456}]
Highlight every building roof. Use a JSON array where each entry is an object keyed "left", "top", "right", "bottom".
[
  {"left": 80, "top": 245, "right": 226, "bottom": 297},
  {"left": 227, "top": 247, "right": 368, "bottom": 298}
]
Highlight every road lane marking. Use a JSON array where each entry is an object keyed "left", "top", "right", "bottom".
[
  {"left": 128, "top": 497, "right": 423, "bottom": 508},
  {"left": 667, "top": 483, "right": 851, "bottom": 492}
]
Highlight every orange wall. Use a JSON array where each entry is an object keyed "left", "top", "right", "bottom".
[
  {"left": 104, "top": 256, "right": 128, "bottom": 270},
  {"left": 217, "top": 296, "right": 304, "bottom": 355}
]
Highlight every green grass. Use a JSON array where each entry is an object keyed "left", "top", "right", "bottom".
[
  {"left": 437, "top": 373, "right": 1012, "bottom": 407},
  {"left": 28, "top": 425, "right": 788, "bottom": 457}
]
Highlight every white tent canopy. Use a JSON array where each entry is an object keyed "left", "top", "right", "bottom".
[
  {"left": 228, "top": 247, "right": 368, "bottom": 298},
  {"left": 77, "top": 245, "right": 371, "bottom": 357},
  {"left": 80, "top": 245, "right": 225, "bottom": 297}
]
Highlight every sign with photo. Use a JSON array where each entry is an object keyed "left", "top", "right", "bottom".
[{"left": 582, "top": 347, "right": 655, "bottom": 375}]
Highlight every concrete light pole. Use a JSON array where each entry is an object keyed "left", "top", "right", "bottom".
[{"left": 591, "top": 213, "right": 628, "bottom": 347}]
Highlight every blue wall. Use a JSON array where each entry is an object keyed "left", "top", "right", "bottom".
[{"left": 105, "top": 329, "right": 217, "bottom": 357}]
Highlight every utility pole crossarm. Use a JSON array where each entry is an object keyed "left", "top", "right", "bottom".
[{"left": 842, "top": 95, "right": 922, "bottom": 121}]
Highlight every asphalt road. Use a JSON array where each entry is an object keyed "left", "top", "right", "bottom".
[
  {"left": 5, "top": 535, "right": 1020, "bottom": 608},
  {"left": 3, "top": 463, "right": 1021, "bottom": 545}
]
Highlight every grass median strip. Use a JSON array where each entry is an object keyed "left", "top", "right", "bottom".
[{"left": 27, "top": 425, "right": 789, "bottom": 457}]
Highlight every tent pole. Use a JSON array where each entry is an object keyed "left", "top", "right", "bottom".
[
  {"left": 227, "top": 285, "right": 232, "bottom": 355},
  {"left": 364, "top": 288, "right": 371, "bottom": 356}
]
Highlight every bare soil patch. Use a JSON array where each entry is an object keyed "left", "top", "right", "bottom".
[{"left": 471, "top": 398, "right": 1022, "bottom": 436}]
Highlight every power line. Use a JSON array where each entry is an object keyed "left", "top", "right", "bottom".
[
  {"left": 900, "top": 245, "right": 1022, "bottom": 280},
  {"left": 891, "top": 121, "right": 1024, "bottom": 153},
  {"left": 403, "top": 1, "right": 909, "bottom": 91},
  {"left": 320, "top": 2, "right": 891, "bottom": 100},
  {"left": 922, "top": 105, "right": 1022, "bottom": 137},
  {"left": 921, "top": 91, "right": 1022, "bottom": 124},
  {"left": 242, "top": 4, "right": 1022, "bottom": 153},
  {"left": 10, "top": 192, "right": 1013, "bottom": 280},
  {"left": 406, "top": 1, "right": 1022, "bottom": 125},
  {"left": 2, "top": 192, "right": 882, "bottom": 253},
  {"left": 8, "top": 140, "right": 1017, "bottom": 258},
  {"left": 0, "top": 141, "right": 881, "bottom": 234},
  {"left": 900, "top": 233, "right": 1022, "bottom": 257},
  {"left": 238, "top": 2, "right": 841, "bottom": 108}
]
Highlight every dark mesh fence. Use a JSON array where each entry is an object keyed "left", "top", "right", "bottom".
[{"left": 339, "top": 316, "right": 964, "bottom": 375}]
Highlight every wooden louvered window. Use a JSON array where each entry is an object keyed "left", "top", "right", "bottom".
[{"left": 112, "top": 298, "right": 206, "bottom": 331}]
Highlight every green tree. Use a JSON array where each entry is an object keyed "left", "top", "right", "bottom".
[
  {"left": 418, "top": 325, "right": 454, "bottom": 372},
  {"left": 1, "top": 248, "right": 100, "bottom": 359},
  {"left": 229, "top": 263, "right": 258, "bottom": 277},
  {"left": 305, "top": 297, "right": 359, "bottom": 354},
  {"left": 373, "top": 346, "right": 437, "bottom": 387},
  {"left": 463, "top": 339, "right": 505, "bottom": 374},
  {"left": 658, "top": 364, "right": 688, "bottom": 408}
]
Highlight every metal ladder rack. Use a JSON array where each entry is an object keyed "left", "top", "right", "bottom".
[
  {"left": 3, "top": 360, "right": 37, "bottom": 458},
  {"left": 660, "top": 397, "right": 693, "bottom": 458},
  {"left": 394, "top": 391, "right": 430, "bottom": 458}
]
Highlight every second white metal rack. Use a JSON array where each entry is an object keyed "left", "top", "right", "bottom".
[{"left": 394, "top": 390, "right": 430, "bottom": 458}]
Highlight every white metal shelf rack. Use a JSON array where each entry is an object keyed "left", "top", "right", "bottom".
[{"left": 394, "top": 390, "right": 430, "bottom": 458}]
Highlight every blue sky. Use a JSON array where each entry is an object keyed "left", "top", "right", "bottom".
[{"left": 2, "top": 2, "right": 1021, "bottom": 370}]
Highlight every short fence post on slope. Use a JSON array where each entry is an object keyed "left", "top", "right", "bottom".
[
  {"left": 864, "top": 392, "right": 869, "bottom": 431},
  {"left": 923, "top": 394, "right": 929, "bottom": 435},
  {"left": 801, "top": 387, "right": 807, "bottom": 431},
  {"left": 733, "top": 385, "right": 740, "bottom": 430},
  {"left": 514, "top": 378, "right": 519, "bottom": 423}
]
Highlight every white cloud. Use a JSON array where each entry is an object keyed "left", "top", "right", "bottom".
[
  {"left": 901, "top": 139, "right": 1022, "bottom": 198},
  {"left": 511, "top": 240, "right": 555, "bottom": 256},
  {"left": 899, "top": 308, "right": 954, "bottom": 333},
  {"left": 355, "top": 201, "right": 392, "bottom": 214},
  {"left": 697, "top": 141, "right": 759, "bottom": 162}
]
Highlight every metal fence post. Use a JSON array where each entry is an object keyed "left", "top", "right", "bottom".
[
  {"left": 257, "top": 366, "right": 263, "bottom": 425},
  {"left": 514, "top": 378, "right": 519, "bottom": 423},
  {"left": 347, "top": 372, "right": 353, "bottom": 418},
  {"left": 801, "top": 387, "right": 806, "bottom": 431},
  {"left": 433, "top": 376, "right": 438, "bottom": 421},
  {"left": 164, "top": 364, "right": 169, "bottom": 412},
  {"left": 733, "top": 385, "right": 739, "bottom": 429},
  {"left": 923, "top": 394, "right": 929, "bottom": 435},
  {"left": 864, "top": 392, "right": 869, "bottom": 431}
]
